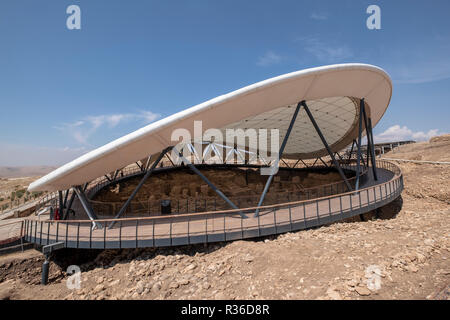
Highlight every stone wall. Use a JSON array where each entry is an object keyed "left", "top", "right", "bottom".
[{"left": 91, "top": 167, "right": 346, "bottom": 216}]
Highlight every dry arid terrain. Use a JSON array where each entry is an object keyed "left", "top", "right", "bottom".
[
  {"left": 0, "top": 166, "right": 56, "bottom": 179},
  {"left": 0, "top": 177, "right": 40, "bottom": 213},
  {"left": 0, "top": 165, "right": 55, "bottom": 213},
  {"left": 0, "top": 136, "right": 449, "bottom": 300}
]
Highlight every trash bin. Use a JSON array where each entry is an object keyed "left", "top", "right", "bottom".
[{"left": 161, "top": 200, "right": 171, "bottom": 214}]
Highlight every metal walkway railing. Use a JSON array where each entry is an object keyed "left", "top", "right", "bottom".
[
  {"left": 87, "top": 162, "right": 368, "bottom": 217},
  {"left": 22, "top": 160, "right": 402, "bottom": 249}
]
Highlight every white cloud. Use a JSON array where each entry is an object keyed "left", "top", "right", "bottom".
[
  {"left": 139, "top": 110, "right": 160, "bottom": 123},
  {"left": 374, "top": 125, "right": 445, "bottom": 143},
  {"left": 256, "top": 51, "right": 282, "bottom": 67},
  {"left": 295, "top": 36, "right": 353, "bottom": 63},
  {"left": 310, "top": 12, "right": 328, "bottom": 20},
  {"left": 55, "top": 111, "right": 160, "bottom": 145}
]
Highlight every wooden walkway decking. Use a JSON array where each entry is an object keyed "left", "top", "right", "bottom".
[{"left": 23, "top": 161, "right": 403, "bottom": 249}]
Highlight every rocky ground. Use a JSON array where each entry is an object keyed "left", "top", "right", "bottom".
[{"left": 0, "top": 137, "right": 449, "bottom": 300}]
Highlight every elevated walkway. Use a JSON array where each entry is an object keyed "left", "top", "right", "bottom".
[{"left": 23, "top": 160, "right": 403, "bottom": 249}]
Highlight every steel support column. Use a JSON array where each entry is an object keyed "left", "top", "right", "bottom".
[
  {"left": 302, "top": 101, "right": 353, "bottom": 192},
  {"left": 109, "top": 147, "right": 172, "bottom": 228},
  {"left": 360, "top": 99, "right": 375, "bottom": 177},
  {"left": 173, "top": 146, "right": 245, "bottom": 218},
  {"left": 62, "top": 190, "right": 76, "bottom": 220},
  {"left": 355, "top": 99, "right": 364, "bottom": 190},
  {"left": 367, "top": 117, "right": 378, "bottom": 180},
  {"left": 58, "top": 191, "right": 64, "bottom": 220},
  {"left": 254, "top": 101, "right": 302, "bottom": 217},
  {"left": 348, "top": 140, "right": 356, "bottom": 160},
  {"left": 63, "top": 190, "right": 69, "bottom": 208},
  {"left": 73, "top": 186, "right": 102, "bottom": 230}
]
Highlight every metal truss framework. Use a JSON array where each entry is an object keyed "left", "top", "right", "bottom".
[
  {"left": 60, "top": 99, "right": 379, "bottom": 223},
  {"left": 254, "top": 100, "right": 356, "bottom": 217},
  {"left": 355, "top": 99, "right": 378, "bottom": 190}
]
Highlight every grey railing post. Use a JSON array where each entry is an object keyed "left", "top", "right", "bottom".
[
  {"left": 315, "top": 201, "right": 320, "bottom": 224},
  {"left": 288, "top": 205, "right": 292, "bottom": 231},
  {"left": 119, "top": 221, "right": 122, "bottom": 249},
  {"left": 205, "top": 215, "right": 208, "bottom": 242},
  {"left": 89, "top": 223, "right": 92, "bottom": 249},
  {"left": 65, "top": 223, "right": 68, "bottom": 244},
  {"left": 188, "top": 216, "right": 191, "bottom": 244},
  {"left": 273, "top": 208, "right": 277, "bottom": 233},
  {"left": 152, "top": 220, "right": 155, "bottom": 246},
  {"left": 303, "top": 203, "right": 307, "bottom": 229},
  {"left": 76, "top": 222, "right": 80, "bottom": 248},
  {"left": 39, "top": 221, "right": 43, "bottom": 245},
  {"left": 55, "top": 222, "right": 59, "bottom": 243},
  {"left": 170, "top": 219, "right": 172, "bottom": 246},
  {"left": 103, "top": 223, "right": 106, "bottom": 249},
  {"left": 20, "top": 221, "right": 24, "bottom": 252},
  {"left": 328, "top": 198, "right": 332, "bottom": 217},
  {"left": 135, "top": 220, "right": 139, "bottom": 248},
  {"left": 28, "top": 220, "right": 31, "bottom": 242}
]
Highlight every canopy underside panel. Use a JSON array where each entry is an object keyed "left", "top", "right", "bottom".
[{"left": 222, "top": 96, "right": 362, "bottom": 158}]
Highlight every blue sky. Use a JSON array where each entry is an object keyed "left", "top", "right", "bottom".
[{"left": 0, "top": 0, "right": 449, "bottom": 166}]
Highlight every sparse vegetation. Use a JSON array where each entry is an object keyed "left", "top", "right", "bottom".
[
  {"left": 0, "top": 176, "right": 45, "bottom": 214},
  {"left": 32, "top": 191, "right": 43, "bottom": 199},
  {"left": 15, "top": 189, "right": 26, "bottom": 199}
]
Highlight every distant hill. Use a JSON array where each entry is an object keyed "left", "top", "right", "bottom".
[
  {"left": 381, "top": 133, "right": 450, "bottom": 162},
  {"left": 0, "top": 166, "right": 56, "bottom": 178}
]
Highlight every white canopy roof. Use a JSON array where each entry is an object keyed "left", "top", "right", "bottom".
[{"left": 29, "top": 63, "right": 392, "bottom": 192}]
